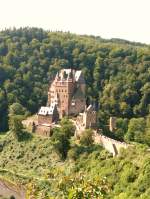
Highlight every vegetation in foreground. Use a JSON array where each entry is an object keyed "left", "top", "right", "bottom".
[{"left": 0, "top": 120, "right": 150, "bottom": 198}]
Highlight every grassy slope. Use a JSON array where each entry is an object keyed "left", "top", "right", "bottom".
[{"left": 0, "top": 132, "right": 150, "bottom": 198}]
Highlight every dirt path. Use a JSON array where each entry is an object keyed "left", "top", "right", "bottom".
[{"left": 0, "top": 179, "right": 25, "bottom": 199}]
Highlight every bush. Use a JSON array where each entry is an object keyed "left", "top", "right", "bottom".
[
  {"left": 51, "top": 128, "right": 70, "bottom": 160},
  {"left": 60, "top": 117, "right": 75, "bottom": 138},
  {"left": 80, "top": 129, "right": 94, "bottom": 146},
  {"left": 68, "top": 145, "right": 79, "bottom": 161},
  {"left": 9, "top": 115, "right": 24, "bottom": 140}
]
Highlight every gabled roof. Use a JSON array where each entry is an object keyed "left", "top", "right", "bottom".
[
  {"left": 57, "top": 69, "right": 82, "bottom": 82},
  {"left": 38, "top": 104, "right": 56, "bottom": 115},
  {"left": 75, "top": 70, "right": 82, "bottom": 81}
]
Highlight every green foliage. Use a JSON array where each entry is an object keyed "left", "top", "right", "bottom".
[
  {"left": 0, "top": 28, "right": 150, "bottom": 144},
  {"left": 80, "top": 129, "right": 94, "bottom": 146},
  {"left": 9, "top": 102, "right": 28, "bottom": 116},
  {"left": 68, "top": 145, "right": 80, "bottom": 161},
  {"left": 50, "top": 118, "right": 75, "bottom": 160},
  {"left": 9, "top": 115, "right": 24, "bottom": 140},
  {"left": 0, "top": 89, "right": 8, "bottom": 132},
  {"left": 8, "top": 102, "right": 30, "bottom": 141},
  {"left": 115, "top": 118, "right": 128, "bottom": 140},
  {"left": 0, "top": 132, "right": 150, "bottom": 198},
  {"left": 59, "top": 174, "right": 110, "bottom": 199},
  {"left": 125, "top": 118, "right": 150, "bottom": 145},
  {"left": 1, "top": 27, "right": 150, "bottom": 198},
  {"left": 59, "top": 117, "right": 75, "bottom": 138},
  {"left": 126, "top": 118, "right": 145, "bottom": 142},
  {"left": 51, "top": 128, "right": 70, "bottom": 160},
  {"left": 0, "top": 28, "right": 150, "bottom": 137}
]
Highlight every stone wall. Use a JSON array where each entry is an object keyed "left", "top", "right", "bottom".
[
  {"left": 94, "top": 132, "right": 128, "bottom": 156},
  {"left": 34, "top": 124, "right": 52, "bottom": 137},
  {"left": 109, "top": 117, "right": 116, "bottom": 132},
  {"left": 83, "top": 110, "right": 97, "bottom": 128},
  {"left": 38, "top": 115, "right": 53, "bottom": 125},
  {"left": 22, "top": 115, "right": 38, "bottom": 131}
]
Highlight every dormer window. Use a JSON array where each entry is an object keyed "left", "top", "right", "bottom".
[{"left": 71, "top": 100, "right": 75, "bottom": 106}]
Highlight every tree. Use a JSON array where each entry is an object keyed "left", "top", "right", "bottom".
[
  {"left": 80, "top": 129, "right": 94, "bottom": 146},
  {"left": 51, "top": 128, "right": 70, "bottom": 160},
  {"left": 60, "top": 117, "right": 75, "bottom": 138},
  {"left": 9, "top": 115, "right": 24, "bottom": 140},
  {"left": 9, "top": 102, "right": 28, "bottom": 116},
  {"left": 0, "top": 89, "right": 8, "bottom": 131},
  {"left": 125, "top": 118, "right": 146, "bottom": 143},
  {"left": 115, "top": 118, "right": 128, "bottom": 140}
]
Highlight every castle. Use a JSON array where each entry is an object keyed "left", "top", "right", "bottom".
[
  {"left": 22, "top": 68, "right": 128, "bottom": 155},
  {"left": 47, "top": 69, "right": 86, "bottom": 117},
  {"left": 37, "top": 69, "right": 97, "bottom": 136}
]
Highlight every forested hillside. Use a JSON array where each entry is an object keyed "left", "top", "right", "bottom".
[
  {"left": 1, "top": 28, "right": 150, "bottom": 198},
  {"left": 1, "top": 27, "right": 150, "bottom": 143}
]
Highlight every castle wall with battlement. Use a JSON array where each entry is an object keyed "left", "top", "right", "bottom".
[
  {"left": 34, "top": 124, "right": 52, "bottom": 137},
  {"left": 94, "top": 132, "right": 128, "bottom": 156}
]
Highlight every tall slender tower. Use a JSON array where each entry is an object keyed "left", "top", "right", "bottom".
[{"left": 47, "top": 69, "right": 86, "bottom": 118}]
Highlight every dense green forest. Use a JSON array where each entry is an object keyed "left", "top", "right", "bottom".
[
  {"left": 1, "top": 27, "right": 150, "bottom": 144},
  {"left": 1, "top": 28, "right": 150, "bottom": 198}
]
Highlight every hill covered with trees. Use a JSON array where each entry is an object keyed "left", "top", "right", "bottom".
[
  {"left": 1, "top": 28, "right": 150, "bottom": 198},
  {"left": 1, "top": 27, "right": 150, "bottom": 144}
]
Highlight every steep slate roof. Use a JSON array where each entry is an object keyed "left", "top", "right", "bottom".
[{"left": 73, "top": 87, "right": 85, "bottom": 99}]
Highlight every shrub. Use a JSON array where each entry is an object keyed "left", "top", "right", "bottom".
[
  {"left": 80, "top": 129, "right": 94, "bottom": 146},
  {"left": 51, "top": 128, "right": 70, "bottom": 160}
]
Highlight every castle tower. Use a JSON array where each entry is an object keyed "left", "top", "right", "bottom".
[
  {"left": 109, "top": 117, "right": 116, "bottom": 132},
  {"left": 83, "top": 105, "right": 97, "bottom": 128},
  {"left": 47, "top": 69, "right": 86, "bottom": 118}
]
